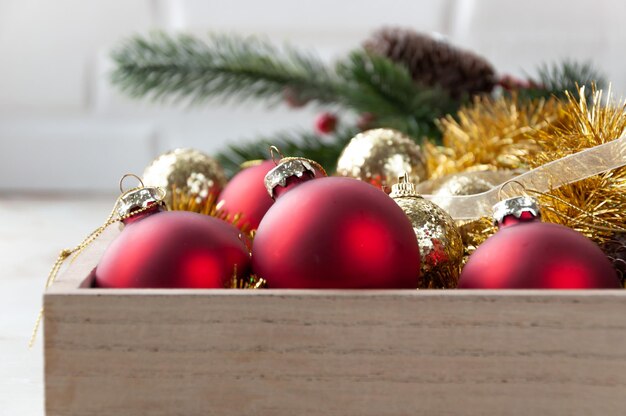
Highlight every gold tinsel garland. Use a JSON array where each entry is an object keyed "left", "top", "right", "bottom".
[
  {"left": 424, "top": 94, "right": 560, "bottom": 179},
  {"left": 170, "top": 185, "right": 254, "bottom": 235}
]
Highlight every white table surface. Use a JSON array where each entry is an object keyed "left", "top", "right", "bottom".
[{"left": 0, "top": 194, "right": 115, "bottom": 415}]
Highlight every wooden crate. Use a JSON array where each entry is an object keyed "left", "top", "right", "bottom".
[{"left": 44, "top": 228, "right": 626, "bottom": 415}]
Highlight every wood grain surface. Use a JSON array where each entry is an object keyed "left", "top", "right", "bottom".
[{"left": 44, "top": 233, "right": 626, "bottom": 415}]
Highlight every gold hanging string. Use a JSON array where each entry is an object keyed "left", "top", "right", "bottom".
[{"left": 29, "top": 180, "right": 165, "bottom": 349}]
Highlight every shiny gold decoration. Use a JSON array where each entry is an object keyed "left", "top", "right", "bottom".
[
  {"left": 142, "top": 148, "right": 227, "bottom": 208},
  {"left": 424, "top": 94, "right": 561, "bottom": 180},
  {"left": 336, "top": 128, "right": 427, "bottom": 191},
  {"left": 458, "top": 217, "right": 497, "bottom": 266},
  {"left": 230, "top": 274, "right": 267, "bottom": 289},
  {"left": 390, "top": 173, "right": 463, "bottom": 288},
  {"left": 229, "top": 265, "right": 267, "bottom": 289}
]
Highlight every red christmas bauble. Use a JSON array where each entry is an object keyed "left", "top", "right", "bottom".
[
  {"left": 95, "top": 208, "right": 250, "bottom": 288},
  {"left": 216, "top": 160, "right": 275, "bottom": 231},
  {"left": 252, "top": 177, "right": 421, "bottom": 288},
  {"left": 458, "top": 198, "right": 620, "bottom": 289}
]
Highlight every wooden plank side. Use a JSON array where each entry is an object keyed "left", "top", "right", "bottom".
[{"left": 45, "top": 290, "right": 626, "bottom": 416}]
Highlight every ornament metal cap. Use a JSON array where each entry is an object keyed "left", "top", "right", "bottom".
[
  {"left": 390, "top": 172, "right": 421, "bottom": 199},
  {"left": 264, "top": 156, "right": 327, "bottom": 199},
  {"left": 116, "top": 174, "right": 166, "bottom": 218},
  {"left": 492, "top": 196, "right": 540, "bottom": 225}
]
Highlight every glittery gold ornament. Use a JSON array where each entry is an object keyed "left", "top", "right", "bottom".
[
  {"left": 390, "top": 173, "right": 463, "bottom": 288},
  {"left": 142, "top": 148, "right": 227, "bottom": 208},
  {"left": 336, "top": 128, "right": 427, "bottom": 191},
  {"left": 417, "top": 170, "right": 520, "bottom": 267}
]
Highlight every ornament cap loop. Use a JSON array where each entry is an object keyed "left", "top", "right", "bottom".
[
  {"left": 119, "top": 173, "right": 145, "bottom": 193},
  {"left": 269, "top": 146, "right": 286, "bottom": 164},
  {"left": 390, "top": 172, "right": 421, "bottom": 198},
  {"left": 493, "top": 196, "right": 540, "bottom": 225}
]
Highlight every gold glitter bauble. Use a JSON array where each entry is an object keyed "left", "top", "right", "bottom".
[
  {"left": 142, "top": 148, "right": 227, "bottom": 208},
  {"left": 416, "top": 171, "right": 521, "bottom": 268},
  {"left": 336, "top": 128, "right": 427, "bottom": 191},
  {"left": 390, "top": 173, "right": 463, "bottom": 288}
]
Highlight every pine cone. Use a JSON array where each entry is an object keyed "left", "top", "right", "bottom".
[{"left": 364, "top": 27, "right": 496, "bottom": 98}]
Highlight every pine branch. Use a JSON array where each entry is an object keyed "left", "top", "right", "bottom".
[
  {"left": 216, "top": 128, "right": 359, "bottom": 178},
  {"left": 515, "top": 60, "right": 607, "bottom": 101},
  {"left": 111, "top": 33, "right": 457, "bottom": 140},
  {"left": 536, "top": 60, "right": 607, "bottom": 94},
  {"left": 336, "top": 51, "right": 458, "bottom": 138},
  {"left": 112, "top": 32, "right": 457, "bottom": 174},
  {"left": 337, "top": 51, "right": 421, "bottom": 117},
  {"left": 111, "top": 32, "right": 340, "bottom": 105}
]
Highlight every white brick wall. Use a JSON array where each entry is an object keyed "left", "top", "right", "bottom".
[{"left": 1, "top": 0, "right": 624, "bottom": 191}]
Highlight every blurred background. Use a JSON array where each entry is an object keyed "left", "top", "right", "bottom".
[
  {"left": 2, "top": 0, "right": 626, "bottom": 191},
  {"left": 2, "top": 0, "right": 626, "bottom": 414}
]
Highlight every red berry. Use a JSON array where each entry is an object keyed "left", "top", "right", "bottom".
[{"left": 315, "top": 112, "right": 338, "bottom": 135}]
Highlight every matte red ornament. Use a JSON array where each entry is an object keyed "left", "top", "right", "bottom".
[
  {"left": 252, "top": 176, "right": 421, "bottom": 288},
  {"left": 216, "top": 160, "right": 275, "bottom": 231},
  {"left": 95, "top": 189, "right": 250, "bottom": 288},
  {"left": 458, "top": 196, "right": 620, "bottom": 289}
]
